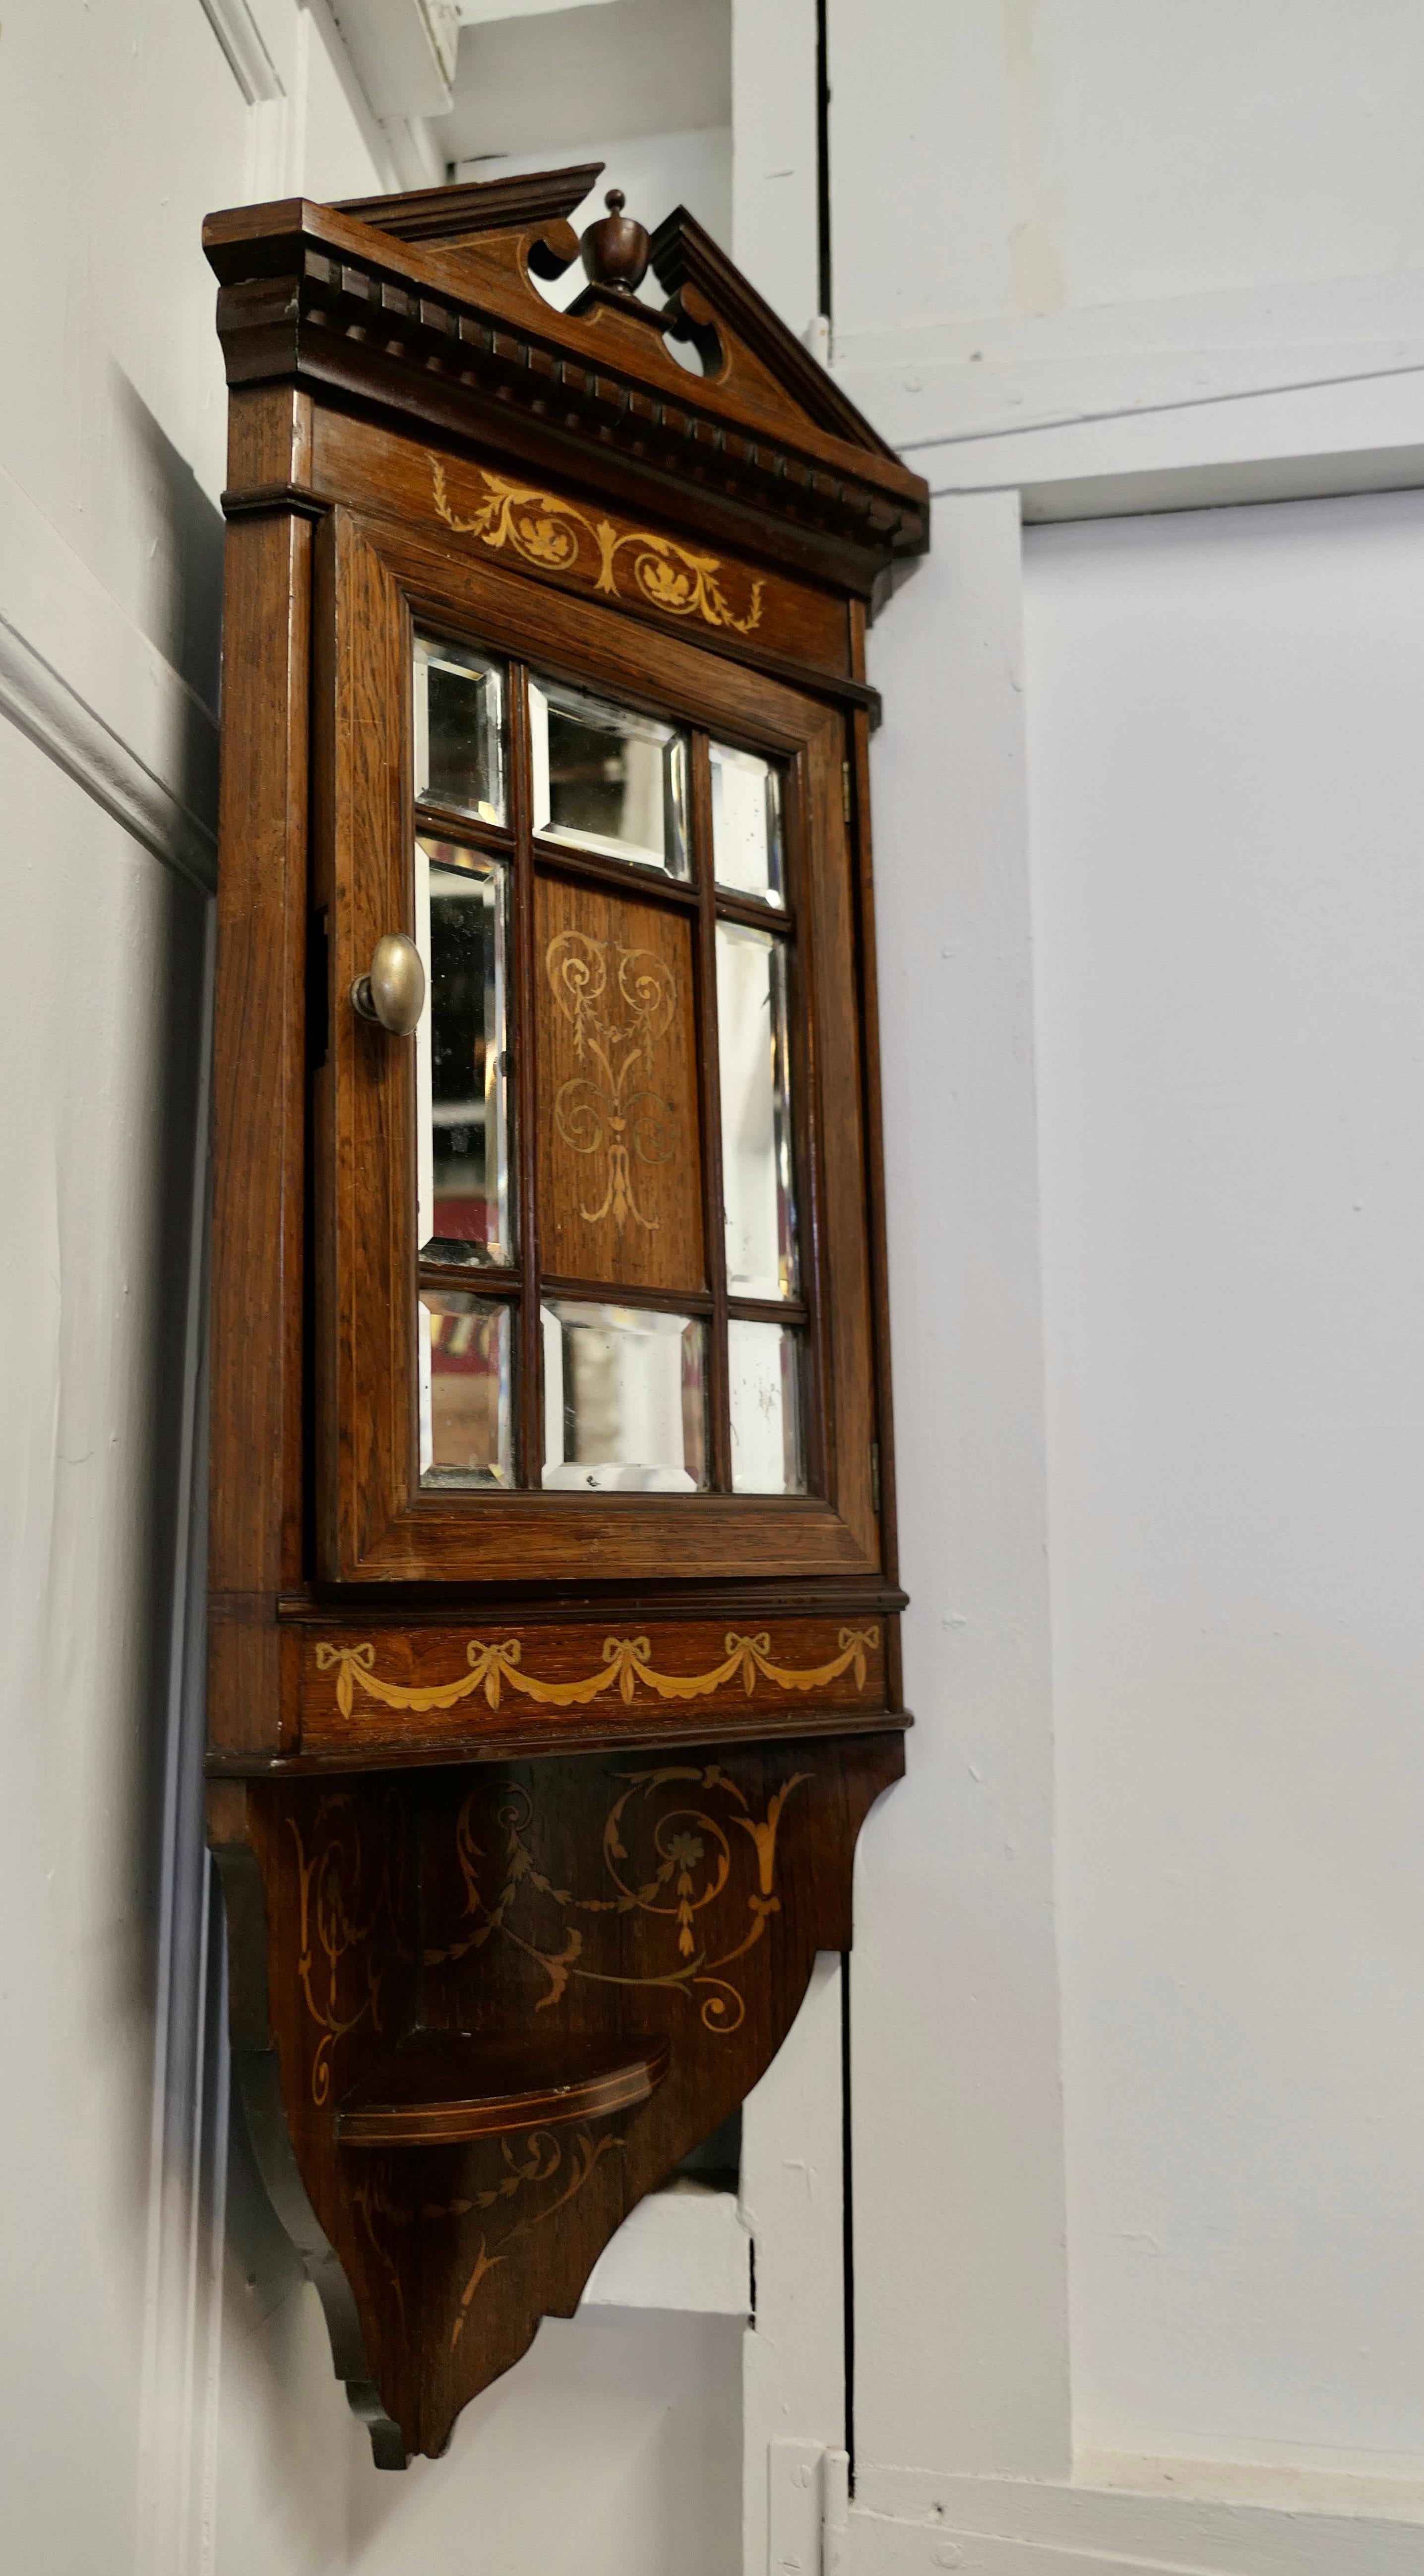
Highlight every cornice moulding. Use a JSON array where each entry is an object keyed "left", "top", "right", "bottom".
[{"left": 203, "top": 190, "right": 930, "bottom": 596}]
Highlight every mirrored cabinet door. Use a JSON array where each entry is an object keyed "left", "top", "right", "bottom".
[{"left": 318, "top": 509, "right": 877, "bottom": 1581}]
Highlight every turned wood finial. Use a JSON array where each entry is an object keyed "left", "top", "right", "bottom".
[{"left": 579, "top": 186, "right": 651, "bottom": 297}]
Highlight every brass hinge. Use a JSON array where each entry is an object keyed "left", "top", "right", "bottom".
[
  {"left": 842, "top": 758, "right": 853, "bottom": 823},
  {"left": 870, "top": 1439, "right": 881, "bottom": 1514}
]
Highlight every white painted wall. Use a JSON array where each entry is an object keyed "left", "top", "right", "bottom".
[
  {"left": 830, "top": 5, "right": 1424, "bottom": 2570},
  {"left": 1025, "top": 494, "right": 1424, "bottom": 2477},
  {"left": 0, "top": 717, "right": 209, "bottom": 2573}
]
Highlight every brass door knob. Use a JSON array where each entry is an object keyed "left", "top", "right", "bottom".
[{"left": 352, "top": 933, "right": 426, "bottom": 1035}]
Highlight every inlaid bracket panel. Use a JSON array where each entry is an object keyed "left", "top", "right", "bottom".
[{"left": 209, "top": 1732, "right": 901, "bottom": 2463}]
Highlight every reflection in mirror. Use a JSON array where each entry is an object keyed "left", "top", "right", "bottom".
[
  {"left": 542, "top": 1301, "right": 708, "bottom": 1490},
  {"left": 710, "top": 741, "right": 784, "bottom": 905},
  {"left": 419, "top": 1292, "right": 515, "bottom": 1487},
  {"left": 716, "top": 921, "right": 798, "bottom": 1299},
  {"left": 414, "top": 632, "right": 507, "bottom": 823},
  {"left": 530, "top": 676, "right": 689, "bottom": 877},
  {"left": 415, "top": 841, "right": 512, "bottom": 1266},
  {"left": 728, "top": 1319, "right": 806, "bottom": 1495}
]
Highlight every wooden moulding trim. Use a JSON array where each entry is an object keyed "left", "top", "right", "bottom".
[
  {"left": 202, "top": 196, "right": 921, "bottom": 500},
  {"left": 202, "top": 203, "right": 929, "bottom": 581},
  {"left": 334, "top": 2030, "right": 669, "bottom": 2148},
  {"left": 648, "top": 206, "right": 901, "bottom": 467},
  {"left": 282, "top": 326, "right": 896, "bottom": 601},
  {"left": 267, "top": 1583, "right": 909, "bottom": 1623},
  {"left": 205, "top": 1704, "right": 913, "bottom": 1777},
  {"left": 339, "top": 164, "right": 605, "bottom": 248}
]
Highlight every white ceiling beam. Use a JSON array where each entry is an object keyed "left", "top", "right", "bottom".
[
  {"left": 455, "top": 0, "right": 625, "bottom": 22},
  {"left": 326, "top": 0, "right": 461, "bottom": 122},
  {"left": 199, "top": 0, "right": 284, "bottom": 104}
]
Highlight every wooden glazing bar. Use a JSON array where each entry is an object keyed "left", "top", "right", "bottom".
[
  {"left": 726, "top": 1294, "right": 810, "bottom": 1328},
  {"left": 849, "top": 600, "right": 900, "bottom": 1687},
  {"left": 711, "top": 887, "right": 797, "bottom": 937},
  {"left": 509, "top": 663, "right": 542, "bottom": 1488},
  {"left": 539, "top": 1275, "right": 715, "bottom": 1316},
  {"left": 413, "top": 800, "right": 515, "bottom": 857},
  {"left": 529, "top": 837, "right": 701, "bottom": 914},
  {"left": 418, "top": 1261, "right": 522, "bottom": 1297},
  {"left": 690, "top": 727, "right": 732, "bottom": 1490},
  {"left": 781, "top": 746, "right": 831, "bottom": 1501}
]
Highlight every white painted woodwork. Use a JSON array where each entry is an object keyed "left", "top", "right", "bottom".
[
  {"left": 0, "top": 459, "right": 217, "bottom": 891},
  {"left": 731, "top": 0, "right": 819, "bottom": 343},
  {"left": 859, "top": 500, "right": 1071, "bottom": 2488},
  {"left": 1026, "top": 494, "right": 1424, "bottom": 2474},
  {"left": 742, "top": 1954, "right": 849, "bottom": 2574},
  {"left": 326, "top": 0, "right": 459, "bottom": 118},
  {"left": 434, "top": 0, "right": 730, "bottom": 162},
  {"left": 456, "top": 0, "right": 625, "bottom": 20},
  {"left": 200, "top": 0, "right": 285, "bottom": 104},
  {"left": 581, "top": 2184, "right": 751, "bottom": 2316}
]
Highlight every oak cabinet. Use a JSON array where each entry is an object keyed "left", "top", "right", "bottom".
[{"left": 203, "top": 164, "right": 928, "bottom": 2464}]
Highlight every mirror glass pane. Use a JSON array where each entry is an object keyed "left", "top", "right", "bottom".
[
  {"left": 711, "top": 741, "right": 784, "bottom": 906},
  {"left": 728, "top": 1319, "right": 806, "bottom": 1495},
  {"left": 530, "top": 676, "right": 689, "bottom": 878},
  {"left": 415, "top": 841, "right": 513, "bottom": 1267},
  {"left": 716, "top": 921, "right": 798, "bottom": 1299},
  {"left": 419, "top": 1292, "right": 515, "bottom": 1487},
  {"left": 542, "top": 1301, "right": 708, "bottom": 1491},
  {"left": 414, "top": 633, "right": 507, "bottom": 824}
]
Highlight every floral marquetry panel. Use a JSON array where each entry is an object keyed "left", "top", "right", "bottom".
[
  {"left": 211, "top": 1730, "right": 902, "bottom": 2461},
  {"left": 535, "top": 874, "right": 705, "bottom": 1293},
  {"left": 295, "top": 414, "right": 856, "bottom": 678}
]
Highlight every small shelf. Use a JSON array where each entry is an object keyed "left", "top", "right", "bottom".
[{"left": 335, "top": 2029, "right": 670, "bottom": 2147}]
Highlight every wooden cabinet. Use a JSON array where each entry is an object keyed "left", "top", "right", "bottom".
[{"left": 203, "top": 164, "right": 929, "bottom": 2465}]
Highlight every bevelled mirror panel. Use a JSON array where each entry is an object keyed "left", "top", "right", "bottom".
[
  {"left": 716, "top": 920, "right": 798, "bottom": 1300},
  {"left": 414, "top": 632, "right": 507, "bottom": 824},
  {"left": 416, "top": 840, "right": 513, "bottom": 1267},
  {"left": 541, "top": 1300, "right": 709, "bottom": 1491},
  {"left": 728, "top": 1318, "right": 806, "bottom": 1495},
  {"left": 710, "top": 741, "right": 784, "bottom": 906},
  {"left": 419, "top": 1291, "right": 516, "bottom": 1487},
  {"left": 530, "top": 676, "right": 689, "bottom": 878}
]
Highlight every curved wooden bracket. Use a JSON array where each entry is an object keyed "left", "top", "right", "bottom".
[{"left": 208, "top": 1733, "right": 901, "bottom": 2463}]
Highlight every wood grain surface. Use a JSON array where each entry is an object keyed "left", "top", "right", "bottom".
[
  {"left": 211, "top": 1730, "right": 902, "bottom": 2460},
  {"left": 536, "top": 871, "right": 706, "bottom": 1293}
]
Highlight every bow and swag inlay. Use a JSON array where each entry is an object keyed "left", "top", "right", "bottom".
[
  {"left": 545, "top": 927, "right": 678, "bottom": 1235},
  {"left": 285, "top": 1760, "right": 814, "bottom": 2344},
  {"left": 431, "top": 458, "right": 765, "bottom": 634},
  {"left": 314, "top": 1624, "right": 879, "bottom": 1716}
]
